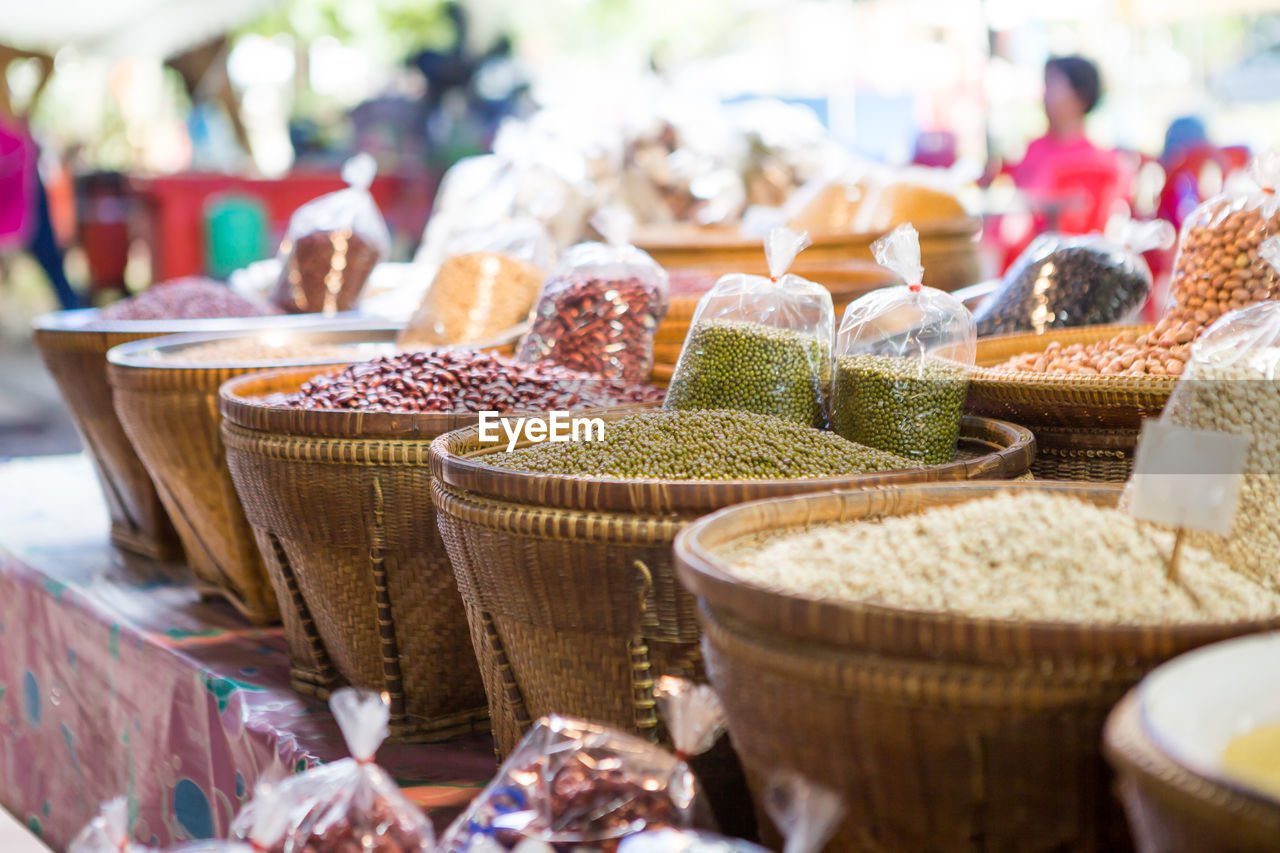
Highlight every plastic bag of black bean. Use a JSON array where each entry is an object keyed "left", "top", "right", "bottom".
[
  {"left": 516, "top": 207, "right": 669, "bottom": 384},
  {"left": 973, "top": 218, "right": 1175, "bottom": 338},
  {"left": 830, "top": 223, "right": 975, "bottom": 464},
  {"left": 665, "top": 226, "right": 834, "bottom": 427},
  {"left": 272, "top": 153, "right": 391, "bottom": 315}
]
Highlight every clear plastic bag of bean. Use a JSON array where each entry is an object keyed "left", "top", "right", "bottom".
[
  {"left": 1163, "top": 150, "right": 1280, "bottom": 334},
  {"left": 1155, "top": 246, "right": 1280, "bottom": 589},
  {"left": 974, "top": 218, "right": 1175, "bottom": 338},
  {"left": 665, "top": 227, "right": 834, "bottom": 427},
  {"left": 830, "top": 223, "right": 975, "bottom": 464},
  {"left": 437, "top": 677, "right": 725, "bottom": 853},
  {"left": 69, "top": 799, "right": 159, "bottom": 853},
  {"left": 272, "top": 153, "right": 392, "bottom": 314},
  {"left": 515, "top": 207, "right": 669, "bottom": 383},
  {"left": 229, "top": 688, "right": 434, "bottom": 853},
  {"left": 399, "top": 217, "right": 553, "bottom": 348}
]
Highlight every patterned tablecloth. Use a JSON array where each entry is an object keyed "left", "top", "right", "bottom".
[{"left": 0, "top": 454, "right": 497, "bottom": 851}]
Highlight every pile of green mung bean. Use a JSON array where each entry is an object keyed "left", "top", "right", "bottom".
[{"left": 487, "top": 409, "right": 910, "bottom": 480}]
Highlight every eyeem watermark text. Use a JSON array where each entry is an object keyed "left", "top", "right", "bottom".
[{"left": 478, "top": 411, "right": 606, "bottom": 451}]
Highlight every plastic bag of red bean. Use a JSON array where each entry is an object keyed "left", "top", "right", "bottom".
[
  {"left": 516, "top": 208, "right": 669, "bottom": 383},
  {"left": 272, "top": 154, "right": 391, "bottom": 315},
  {"left": 231, "top": 689, "right": 434, "bottom": 853},
  {"left": 438, "top": 678, "right": 725, "bottom": 853},
  {"left": 170, "top": 782, "right": 291, "bottom": 853}
]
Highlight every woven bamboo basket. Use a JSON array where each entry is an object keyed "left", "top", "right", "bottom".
[
  {"left": 31, "top": 309, "right": 351, "bottom": 559},
  {"left": 1104, "top": 691, "right": 1280, "bottom": 852},
  {"left": 968, "top": 325, "right": 1177, "bottom": 482},
  {"left": 219, "top": 368, "right": 624, "bottom": 740},
  {"left": 428, "top": 412, "right": 1034, "bottom": 760},
  {"left": 106, "top": 324, "right": 412, "bottom": 624},
  {"left": 635, "top": 217, "right": 982, "bottom": 293},
  {"left": 673, "top": 481, "right": 1280, "bottom": 852}
]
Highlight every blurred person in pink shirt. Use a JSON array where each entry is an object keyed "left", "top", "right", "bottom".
[{"left": 1012, "top": 55, "right": 1108, "bottom": 194}]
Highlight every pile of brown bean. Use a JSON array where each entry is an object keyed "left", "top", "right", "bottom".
[
  {"left": 90, "top": 278, "right": 280, "bottom": 324},
  {"left": 269, "top": 349, "right": 665, "bottom": 413}
]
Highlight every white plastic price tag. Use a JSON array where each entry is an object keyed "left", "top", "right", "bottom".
[{"left": 1128, "top": 420, "right": 1250, "bottom": 536}]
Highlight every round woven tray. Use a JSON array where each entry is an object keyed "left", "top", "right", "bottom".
[
  {"left": 968, "top": 324, "right": 1177, "bottom": 482},
  {"left": 673, "top": 481, "right": 1280, "bottom": 851}
]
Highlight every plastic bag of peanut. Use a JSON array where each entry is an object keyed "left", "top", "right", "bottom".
[{"left": 1165, "top": 151, "right": 1280, "bottom": 330}]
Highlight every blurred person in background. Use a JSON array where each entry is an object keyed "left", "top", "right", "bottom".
[
  {"left": 0, "top": 45, "right": 80, "bottom": 309},
  {"left": 1161, "top": 116, "right": 1210, "bottom": 168},
  {"left": 1010, "top": 55, "right": 1107, "bottom": 195}
]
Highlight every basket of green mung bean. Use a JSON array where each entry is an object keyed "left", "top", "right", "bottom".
[{"left": 427, "top": 405, "right": 1034, "bottom": 762}]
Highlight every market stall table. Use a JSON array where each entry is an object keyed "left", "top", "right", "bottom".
[{"left": 0, "top": 454, "right": 496, "bottom": 851}]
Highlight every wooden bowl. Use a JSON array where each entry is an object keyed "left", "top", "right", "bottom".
[{"left": 674, "top": 481, "right": 1280, "bottom": 852}]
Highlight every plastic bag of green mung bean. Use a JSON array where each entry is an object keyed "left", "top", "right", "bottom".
[
  {"left": 830, "top": 223, "right": 976, "bottom": 464},
  {"left": 664, "top": 226, "right": 834, "bottom": 427}
]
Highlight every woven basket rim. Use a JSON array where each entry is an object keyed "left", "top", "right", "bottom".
[
  {"left": 673, "top": 480, "right": 1280, "bottom": 659},
  {"left": 634, "top": 215, "right": 981, "bottom": 250},
  {"left": 105, "top": 322, "right": 406, "bottom": 372},
  {"left": 219, "top": 366, "right": 652, "bottom": 440},
  {"left": 428, "top": 412, "right": 1035, "bottom": 514},
  {"left": 32, "top": 306, "right": 373, "bottom": 335}
]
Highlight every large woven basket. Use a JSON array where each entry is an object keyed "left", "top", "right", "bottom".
[
  {"left": 968, "top": 325, "right": 1177, "bottom": 482},
  {"left": 31, "top": 309, "right": 350, "bottom": 559},
  {"left": 1104, "top": 691, "right": 1280, "bottom": 853},
  {"left": 428, "top": 412, "right": 1034, "bottom": 759},
  {"left": 674, "top": 481, "right": 1280, "bottom": 852},
  {"left": 654, "top": 260, "right": 899, "bottom": 369},
  {"left": 219, "top": 368, "right": 626, "bottom": 740},
  {"left": 106, "top": 324, "right": 408, "bottom": 624},
  {"left": 635, "top": 217, "right": 982, "bottom": 293}
]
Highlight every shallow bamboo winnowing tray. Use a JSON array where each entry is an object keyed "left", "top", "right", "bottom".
[{"left": 968, "top": 324, "right": 1176, "bottom": 430}]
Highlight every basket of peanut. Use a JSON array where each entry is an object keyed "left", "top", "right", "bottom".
[{"left": 967, "top": 153, "right": 1280, "bottom": 482}]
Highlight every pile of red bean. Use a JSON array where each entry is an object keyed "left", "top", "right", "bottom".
[
  {"left": 271, "top": 349, "right": 665, "bottom": 413},
  {"left": 91, "top": 277, "right": 279, "bottom": 323},
  {"left": 517, "top": 274, "right": 668, "bottom": 383}
]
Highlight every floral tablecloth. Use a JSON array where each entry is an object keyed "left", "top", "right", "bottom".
[{"left": 0, "top": 454, "right": 496, "bottom": 851}]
